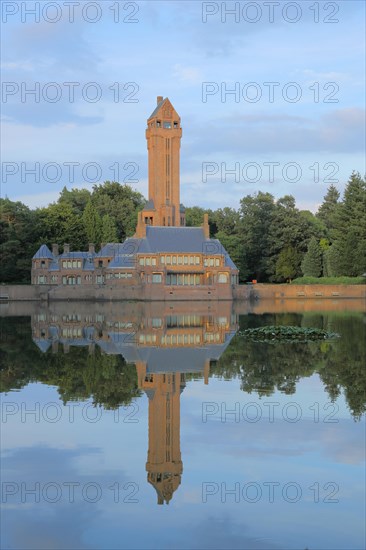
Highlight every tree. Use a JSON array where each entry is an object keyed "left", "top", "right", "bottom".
[
  {"left": 101, "top": 214, "right": 118, "bottom": 243},
  {"left": 317, "top": 184, "right": 340, "bottom": 238},
  {"left": 301, "top": 237, "right": 322, "bottom": 277},
  {"left": 91, "top": 181, "right": 145, "bottom": 240},
  {"left": 275, "top": 246, "right": 301, "bottom": 282},
  {"left": 239, "top": 192, "right": 276, "bottom": 281},
  {"left": 331, "top": 172, "right": 366, "bottom": 276},
  {"left": 185, "top": 206, "right": 207, "bottom": 227},
  {"left": 82, "top": 200, "right": 102, "bottom": 245}
]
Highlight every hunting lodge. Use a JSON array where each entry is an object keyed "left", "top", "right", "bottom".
[{"left": 32, "top": 97, "right": 238, "bottom": 299}]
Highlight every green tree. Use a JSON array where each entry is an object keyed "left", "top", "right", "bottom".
[
  {"left": 82, "top": 200, "right": 102, "bottom": 245},
  {"left": 239, "top": 192, "right": 276, "bottom": 281},
  {"left": 101, "top": 214, "right": 118, "bottom": 242},
  {"left": 91, "top": 181, "right": 145, "bottom": 240},
  {"left": 275, "top": 246, "right": 301, "bottom": 282},
  {"left": 332, "top": 173, "right": 366, "bottom": 276},
  {"left": 185, "top": 206, "right": 207, "bottom": 227},
  {"left": 301, "top": 237, "right": 322, "bottom": 277},
  {"left": 317, "top": 184, "right": 340, "bottom": 238}
]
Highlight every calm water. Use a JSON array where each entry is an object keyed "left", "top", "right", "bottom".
[{"left": 1, "top": 301, "right": 365, "bottom": 550}]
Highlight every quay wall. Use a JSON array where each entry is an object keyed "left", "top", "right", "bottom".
[{"left": 0, "top": 283, "right": 365, "bottom": 302}]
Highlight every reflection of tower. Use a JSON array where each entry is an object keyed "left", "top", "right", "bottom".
[{"left": 136, "top": 363, "right": 184, "bottom": 505}]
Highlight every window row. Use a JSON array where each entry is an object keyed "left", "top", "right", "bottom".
[
  {"left": 204, "top": 258, "right": 221, "bottom": 267},
  {"left": 62, "top": 260, "right": 82, "bottom": 269},
  {"left": 106, "top": 272, "right": 133, "bottom": 279},
  {"left": 161, "top": 334, "right": 201, "bottom": 345},
  {"left": 166, "top": 273, "right": 201, "bottom": 286}
]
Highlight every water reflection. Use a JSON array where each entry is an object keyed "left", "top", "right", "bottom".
[
  {"left": 31, "top": 301, "right": 237, "bottom": 505},
  {"left": 1, "top": 301, "right": 365, "bottom": 549}
]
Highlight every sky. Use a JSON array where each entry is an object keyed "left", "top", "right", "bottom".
[{"left": 1, "top": 0, "right": 365, "bottom": 213}]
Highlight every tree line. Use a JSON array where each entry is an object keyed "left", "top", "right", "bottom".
[{"left": 0, "top": 172, "right": 365, "bottom": 283}]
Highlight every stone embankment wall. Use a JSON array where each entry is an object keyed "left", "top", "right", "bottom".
[
  {"left": 1, "top": 283, "right": 365, "bottom": 302},
  {"left": 233, "top": 284, "right": 366, "bottom": 301}
]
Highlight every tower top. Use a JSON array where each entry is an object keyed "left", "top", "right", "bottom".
[{"left": 148, "top": 96, "right": 180, "bottom": 124}]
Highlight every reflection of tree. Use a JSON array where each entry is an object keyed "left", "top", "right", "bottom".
[
  {"left": 0, "top": 318, "right": 141, "bottom": 409},
  {"left": 1, "top": 312, "right": 365, "bottom": 419},
  {"left": 211, "top": 312, "right": 366, "bottom": 419}
]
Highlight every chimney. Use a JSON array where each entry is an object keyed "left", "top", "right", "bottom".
[
  {"left": 157, "top": 96, "right": 163, "bottom": 105},
  {"left": 89, "top": 243, "right": 95, "bottom": 254},
  {"left": 63, "top": 243, "right": 70, "bottom": 254},
  {"left": 135, "top": 211, "right": 147, "bottom": 239},
  {"left": 52, "top": 243, "right": 59, "bottom": 256},
  {"left": 203, "top": 213, "right": 210, "bottom": 239}
]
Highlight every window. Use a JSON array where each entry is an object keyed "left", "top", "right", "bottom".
[
  {"left": 163, "top": 121, "right": 171, "bottom": 128},
  {"left": 146, "top": 257, "right": 151, "bottom": 266},
  {"left": 189, "top": 256, "right": 194, "bottom": 265},
  {"left": 172, "top": 256, "right": 177, "bottom": 265},
  {"left": 98, "top": 260, "right": 103, "bottom": 268},
  {"left": 38, "top": 275, "right": 46, "bottom": 284},
  {"left": 195, "top": 256, "right": 200, "bottom": 264},
  {"left": 209, "top": 258, "right": 214, "bottom": 267},
  {"left": 161, "top": 255, "right": 165, "bottom": 264},
  {"left": 139, "top": 258, "right": 144, "bottom": 266},
  {"left": 218, "top": 273, "right": 228, "bottom": 283},
  {"left": 173, "top": 121, "right": 178, "bottom": 128},
  {"left": 215, "top": 258, "right": 220, "bottom": 266},
  {"left": 152, "top": 273, "right": 162, "bottom": 283},
  {"left": 184, "top": 256, "right": 188, "bottom": 265},
  {"left": 166, "top": 255, "right": 171, "bottom": 264},
  {"left": 156, "top": 120, "right": 161, "bottom": 127},
  {"left": 41, "top": 261, "right": 46, "bottom": 268},
  {"left": 178, "top": 256, "right": 183, "bottom": 265},
  {"left": 51, "top": 275, "right": 58, "bottom": 283},
  {"left": 152, "top": 258, "right": 156, "bottom": 266}
]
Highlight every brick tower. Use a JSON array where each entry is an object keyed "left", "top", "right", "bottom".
[{"left": 136, "top": 97, "right": 185, "bottom": 235}]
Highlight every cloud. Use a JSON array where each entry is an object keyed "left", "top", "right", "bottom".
[
  {"left": 172, "top": 64, "right": 203, "bottom": 84},
  {"left": 185, "top": 108, "right": 365, "bottom": 155}
]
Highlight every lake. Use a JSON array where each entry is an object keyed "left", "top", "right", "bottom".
[{"left": 1, "top": 300, "right": 365, "bottom": 550}]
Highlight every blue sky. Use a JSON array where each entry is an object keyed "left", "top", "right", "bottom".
[{"left": 1, "top": 0, "right": 365, "bottom": 212}]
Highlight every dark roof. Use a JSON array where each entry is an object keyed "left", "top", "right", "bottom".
[
  {"left": 123, "top": 227, "right": 236, "bottom": 269},
  {"left": 149, "top": 97, "right": 166, "bottom": 119},
  {"left": 100, "top": 330, "right": 237, "bottom": 373},
  {"left": 144, "top": 199, "right": 155, "bottom": 210},
  {"left": 33, "top": 245, "right": 53, "bottom": 260}
]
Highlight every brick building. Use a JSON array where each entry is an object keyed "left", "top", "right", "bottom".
[{"left": 32, "top": 97, "right": 239, "bottom": 299}]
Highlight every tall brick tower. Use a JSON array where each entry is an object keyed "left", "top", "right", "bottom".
[{"left": 136, "top": 97, "right": 185, "bottom": 234}]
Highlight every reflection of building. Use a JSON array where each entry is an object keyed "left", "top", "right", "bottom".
[
  {"left": 31, "top": 97, "right": 238, "bottom": 299},
  {"left": 31, "top": 302, "right": 238, "bottom": 504}
]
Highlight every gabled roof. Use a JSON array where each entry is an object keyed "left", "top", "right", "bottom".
[
  {"left": 149, "top": 97, "right": 167, "bottom": 119},
  {"left": 33, "top": 244, "right": 53, "bottom": 260}
]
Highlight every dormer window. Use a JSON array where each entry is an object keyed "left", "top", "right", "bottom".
[{"left": 163, "top": 121, "right": 171, "bottom": 128}]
